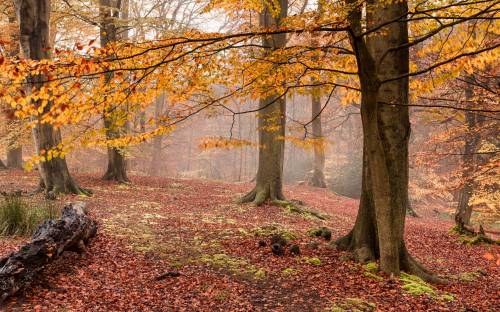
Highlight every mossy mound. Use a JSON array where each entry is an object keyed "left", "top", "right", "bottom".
[
  {"left": 251, "top": 223, "right": 297, "bottom": 241},
  {"left": 302, "top": 256, "right": 322, "bottom": 266}
]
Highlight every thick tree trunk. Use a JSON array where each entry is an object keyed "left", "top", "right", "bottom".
[
  {"left": 0, "top": 202, "right": 97, "bottom": 304},
  {"left": 19, "top": 0, "right": 83, "bottom": 196},
  {"left": 455, "top": 81, "right": 480, "bottom": 231},
  {"left": 336, "top": 0, "right": 439, "bottom": 281},
  {"left": 309, "top": 91, "right": 327, "bottom": 188},
  {"left": 100, "top": 0, "right": 129, "bottom": 183},
  {"left": 240, "top": 0, "right": 288, "bottom": 205}
]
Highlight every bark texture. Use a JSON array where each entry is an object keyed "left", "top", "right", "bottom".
[
  {"left": 100, "top": 0, "right": 129, "bottom": 183},
  {"left": 336, "top": 0, "right": 439, "bottom": 281},
  {"left": 19, "top": 0, "right": 82, "bottom": 195},
  {"left": 0, "top": 202, "right": 97, "bottom": 304},
  {"left": 240, "top": 0, "right": 288, "bottom": 205},
  {"left": 308, "top": 91, "right": 327, "bottom": 188}
]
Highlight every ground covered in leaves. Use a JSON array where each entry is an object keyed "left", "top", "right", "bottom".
[{"left": 1, "top": 171, "right": 499, "bottom": 311}]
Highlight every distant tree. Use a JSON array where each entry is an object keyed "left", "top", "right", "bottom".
[
  {"left": 3, "top": 0, "right": 23, "bottom": 169},
  {"left": 100, "top": 0, "right": 130, "bottom": 183},
  {"left": 239, "top": 0, "right": 288, "bottom": 205}
]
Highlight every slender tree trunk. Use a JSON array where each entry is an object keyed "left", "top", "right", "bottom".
[
  {"left": 100, "top": 0, "right": 129, "bottom": 183},
  {"left": 149, "top": 93, "right": 165, "bottom": 176},
  {"left": 455, "top": 80, "right": 481, "bottom": 231},
  {"left": 336, "top": 0, "right": 439, "bottom": 281},
  {"left": 6, "top": 148, "right": 23, "bottom": 169},
  {"left": 309, "top": 91, "right": 327, "bottom": 188},
  {"left": 240, "top": 0, "right": 288, "bottom": 205},
  {"left": 5, "top": 0, "right": 23, "bottom": 169},
  {"left": 19, "top": 0, "right": 83, "bottom": 196}
]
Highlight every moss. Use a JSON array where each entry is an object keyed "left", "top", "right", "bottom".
[
  {"left": 254, "top": 269, "right": 266, "bottom": 279},
  {"left": 302, "top": 256, "right": 321, "bottom": 266},
  {"left": 308, "top": 228, "right": 324, "bottom": 237},
  {"left": 282, "top": 267, "right": 299, "bottom": 275},
  {"left": 400, "top": 272, "right": 436, "bottom": 297},
  {"left": 272, "top": 200, "right": 327, "bottom": 220},
  {"left": 438, "top": 293, "right": 455, "bottom": 302},
  {"left": 458, "top": 271, "right": 481, "bottom": 282},
  {"left": 363, "top": 262, "right": 378, "bottom": 273},
  {"left": 199, "top": 253, "right": 266, "bottom": 279},
  {"left": 251, "top": 223, "right": 297, "bottom": 241},
  {"left": 326, "top": 298, "right": 376, "bottom": 312},
  {"left": 363, "top": 271, "right": 383, "bottom": 281}
]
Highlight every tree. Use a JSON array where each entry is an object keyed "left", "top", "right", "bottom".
[
  {"left": 100, "top": 0, "right": 130, "bottom": 183},
  {"left": 149, "top": 93, "right": 166, "bottom": 176},
  {"left": 4, "top": 0, "right": 23, "bottom": 169},
  {"left": 239, "top": 0, "right": 289, "bottom": 205},
  {"left": 18, "top": 0, "right": 84, "bottom": 195},
  {"left": 335, "top": 0, "right": 438, "bottom": 281},
  {"left": 308, "top": 85, "right": 327, "bottom": 188}
]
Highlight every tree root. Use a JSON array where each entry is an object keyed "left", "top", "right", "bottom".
[
  {"left": 238, "top": 185, "right": 284, "bottom": 206},
  {"left": 453, "top": 222, "right": 499, "bottom": 245},
  {"left": 272, "top": 199, "right": 327, "bottom": 220},
  {"left": 335, "top": 233, "right": 446, "bottom": 284}
]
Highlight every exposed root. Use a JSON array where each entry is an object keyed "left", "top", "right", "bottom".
[
  {"left": 238, "top": 184, "right": 284, "bottom": 206},
  {"left": 272, "top": 199, "right": 327, "bottom": 220},
  {"left": 452, "top": 222, "right": 499, "bottom": 245},
  {"left": 401, "top": 245, "right": 447, "bottom": 284},
  {"left": 102, "top": 172, "right": 130, "bottom": 184},
  {"left": 335, "top": 234, "right": 445, "bottom": 284}
]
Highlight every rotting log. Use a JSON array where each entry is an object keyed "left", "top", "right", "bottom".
[{"left": 0, "top": 202, "right": 97, "bottom": 304}]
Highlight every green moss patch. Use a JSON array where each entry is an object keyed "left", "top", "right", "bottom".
[
  {"left": 326, "top": 297, "right": 376, "bottom": 312},
  {"left": 199, "top": 253, "right": 266, "bottom": 279},
  {"left": 400, "top": 273, "right": 437, "bottom": 297},
  {"left": 302, "top": 256, "right": 322, "bottom": 266},
  {"left": 251, "top": 223, "right": 297, "bottom": 241}
]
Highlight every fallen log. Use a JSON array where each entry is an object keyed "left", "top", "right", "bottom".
[{"left": 0, "top": 202, "right": 97, "bottom": 304}]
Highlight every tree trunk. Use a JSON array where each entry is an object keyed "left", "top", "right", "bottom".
[
  {"left": 0, "top": 160, "right": 6, "bottom": 170},
  {"left": 0, "top": 202, "right": 97, "bottom": 304},
  {"left": 455, "top": 80, "right": 481, "bottom": 231},
  {"left": 336, "top": 0, "right": 439, "bottom": 282},
  {"left": 100, "top": 0, "right": 129, "bottom": 183},
  {"left": 308, "top": 91, "right": 327, "bottom": 188},
  {"left": 240, "top": 0, "right": 288, "bottom": 205},
  {"left": 5, "top": 0, "right": 23, "bottom": 170},
  {"left": 6, "top": 148, "right": 23, "bottom": 169},
  {"left": 148, "top": 93, "right": 165, "bottom": 176},
  {"left": 19, "top": 0, "right": 83, "bottom": 196}
]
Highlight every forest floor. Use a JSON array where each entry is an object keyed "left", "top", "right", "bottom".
[{"left": 0, "top": 170, "right": 499, "bottom": 312}]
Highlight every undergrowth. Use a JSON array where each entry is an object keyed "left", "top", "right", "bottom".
[{"left": 0, "top": 195, "right": 59, "bottom": 236}]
